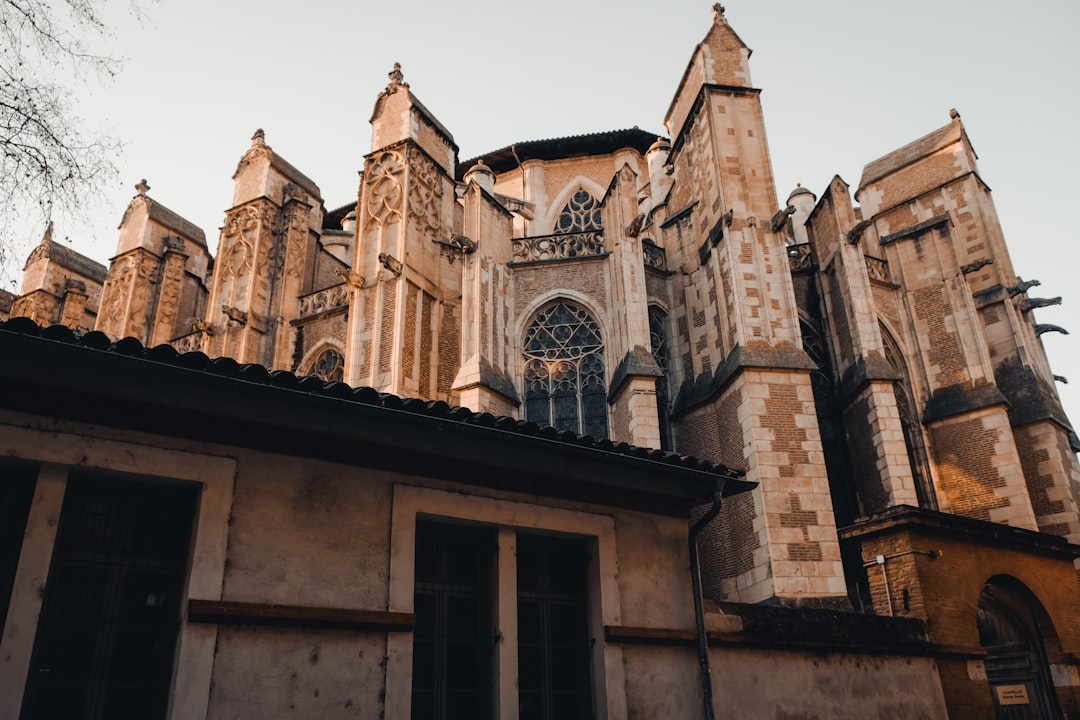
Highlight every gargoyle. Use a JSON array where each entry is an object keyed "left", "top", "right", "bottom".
[
  {"left": 1018, "top": 297, "right": 1062, "bottom": 312},
  {"left": 1035, "top": 324, "right": 1068, "bottom": 336},
  {"left": 1007, "top": 276, "right": 1041, "bottom": 297}
]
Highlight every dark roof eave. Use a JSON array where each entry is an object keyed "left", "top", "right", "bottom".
[
  {"left": 0, "top": 322, "right": 753, "bottom": 514},
  {"left": 458, "top": 128, "right": 663, "bottom": 179}
]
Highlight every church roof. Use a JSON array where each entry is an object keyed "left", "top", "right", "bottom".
[
  {"left": 0, "top": 318, "right": 753, "bottom": 512},
  {"left": 458, "top": 128, "right": 662, "bottom": 179},
  {"left": 25, "top": 239, "right": 108, "bottom": 282},
  {"left": 857, "top": 119, "right": 969, "bottom": 192}
]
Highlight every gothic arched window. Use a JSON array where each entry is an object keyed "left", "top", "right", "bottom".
[
  {"left": 649, "top": 307, "right": 673, "bottom": 450},
  {"left": 307, "top": 347, "right": 344, "bottom": 383},
  {"left": 553, "top": 190, "right": 602, "bottom": 234},
  {"left": 523, "top": 301, "right": 608, "bottom": 438}
]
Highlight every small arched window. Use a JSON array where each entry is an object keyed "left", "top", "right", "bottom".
[
  {"left": 307, "top": 347, "right": 344, "bottom": 383},
  {"left": 553, "top": 190, "right": 602, "bottom": 234},
  {"left": 523, "top": 301, "right": 608, "bottom": 438}
]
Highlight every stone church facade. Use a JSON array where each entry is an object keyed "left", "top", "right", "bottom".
[{"left": 4, "top": 6, "right": 1080, "bottom": 719}]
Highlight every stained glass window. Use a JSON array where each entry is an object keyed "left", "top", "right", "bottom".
[
  {"left": 308, "top": 347, "right": 344, "bottom": 383},
  {"left": 552, "top": 190, "right": 602, "bottom": 235},
  {"left": 523, "top": 302, "right": 608, "bottom": 438}
]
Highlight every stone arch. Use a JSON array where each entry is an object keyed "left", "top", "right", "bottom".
[
  {"left": 546, "top": 180, "right": 606, "bottom": 235},
  {"left": 977, "top": 575, "right": 1063, "bottom": 718},
  {"left": 879, "top": 322, "right": 938, "bottom": 510},
  {"left": 300, "top": 342, "right": 346, "bottom": 383},
  {"left": 520, "top": 298, "right": 609, "bottom": 439}
]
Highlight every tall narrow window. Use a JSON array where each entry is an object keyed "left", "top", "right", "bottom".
[
  {"left": 553, "top": 190, "right": 602, "bottom": 234},
  {"left": 20, "top": 475, "right": 197, "bottom": 720},
  {"left": 517, "top": 533, "right": 592, "bottom": 720},
  {"left": 1, "top": 464, "right": 36, "bottom": 633},
  {"left": 648, "top": 308, "right": 673, "bottom": 451},
  {"left": 412, "top": 521, "right": 493, "bottom": 720},
  {"left": 523, "top": 301, "right": 608, "bottom": 438},
  {"left": 880, "top": 326, "right": 937, "bottom": 511}
]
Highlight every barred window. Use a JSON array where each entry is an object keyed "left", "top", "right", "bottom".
[
  {"left": 523, "top": 301, "right": 608, "bottom": 438},
  {"left": 552, "top": 190, "right": 602, "bottom": 235},
  {"left": 308, "top": 347, "right": 344, "bottom": 383}
]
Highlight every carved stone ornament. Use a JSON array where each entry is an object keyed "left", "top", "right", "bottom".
[
  {"left": 222, "top": 206, "right": 261, "bottom": 277},
  {"left": 378, "top": 252, "right": 403, "bottom": 276},
  {"left": 512, "top": 231, "right": 604, "bottom": 263},
  {"left": 366, "top": 151, "right": 405, "bottom": 225},
  {"left": 385, "top": 62, "right": 409, "bottom": 94},
  {"left": 1035, "top": 324, "right": 1068, "bottom": 337},
  {"left": 1018, "top": 297, "right": 1062, "bottom": 313},
  {"left": 408, "top": 147, "right": 442, "bottom": 236},
  {"left": 298, "top": 283, "right": 350, "bottom": 318},
  {"left": 1007, "top": 277, "right": 1041, "bottom": 297},
  {"left": 222, "top": 304, "right": 248, "bottom": 325},
  {"left": 283, "top": 182, "right": 306, "bottom": 205},
  {"left": 187, "top": 318, "right": 215, "bottom": 335},
  {"left": 233, "top": 129, "right": 272, "bottom": 178}
]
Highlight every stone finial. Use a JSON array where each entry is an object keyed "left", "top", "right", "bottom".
[
  {"left": 135, "top": 179, "right": 150, "bottom": 196},
  {"left": 949, "top": 108, "right": 960, "bottom": 120},
  {"left": 712, "top": 3, "right": 726, "bottom": 22},
  {"left": 387, "top": 62, "right": 409, "bottom": 92},
  {"left": 251, "top": 128, "right": 266, "bottom": 147}
]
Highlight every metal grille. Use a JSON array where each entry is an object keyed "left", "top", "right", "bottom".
[
  {"left": 516, "top": 534, "right": 592, "bottom": 720},
  {"left": 523, "top": 302, "right": 607, "bottom": 438},
  {"left": 1, "top": 464, "right": 36, "bottom": 632},
  {"left": 412, "top": 521, "right": 493, "bottom": 720},
  {"left": 20, "top": 475, "right": 196, "bottom": 720}
]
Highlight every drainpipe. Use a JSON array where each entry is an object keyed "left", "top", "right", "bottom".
[{"left": 689, "top": 484, "right": 723, "bottom": 720}]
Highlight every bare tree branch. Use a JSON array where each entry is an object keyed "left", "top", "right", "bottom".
[{"left": 0, "top": 0, "right": 150, "bottom": 286}]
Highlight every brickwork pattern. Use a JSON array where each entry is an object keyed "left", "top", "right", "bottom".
[
  {"left": 912, "top": 284, "right": 967, "bottom": 388},
  {"left": 512, "top": 258, "right": 609, "bottom": 321},
  {"left": 930, "top": 416, "right": 1007, "bottom": 522},
  {"left": 420, "top": 292, "right": 434, "bottom": 396},
  {"left": 403, "top": 283, "right": 418, "bottom": 381},
  {"left": 437, "top": 302, "right": 458, "bottom": 400},
  {"left": 1015, "top": 423, "right": 1080, "bottom": 540},
  {"left": 378, "top": 279, "right": 396, "bottom": 375}
]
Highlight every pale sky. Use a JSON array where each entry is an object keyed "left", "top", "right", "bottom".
[{"left": 19, "top": 0, "right": 1080, "bottom": 424}]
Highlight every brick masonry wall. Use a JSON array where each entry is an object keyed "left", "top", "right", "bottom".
[
  {"left": 1014, "top": 422, "right": 1080, "bottom": 541},
  {"left": 928, "top": 407, "right": 1036, "bottom": 528},
  {"left": 855, "top": 522, "right": 1080, "bottom": 718}
]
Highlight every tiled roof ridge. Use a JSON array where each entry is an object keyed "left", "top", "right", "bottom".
[
  {"left": 0, "top": 317, "right": 744, "bottom": 481},
  {"left": 461, "top": 127, "right": 661, "bottom": 164}
]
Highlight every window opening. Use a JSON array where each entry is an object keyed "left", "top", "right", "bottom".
[
  {"left": 523, "top": 301, "right": 608, "bottom": 438},
  {"left": 880, "top": 327, "right": 938, "bottom": 511},
  {"left": 412, "top": 521, "right": 494, "bottom": 720},
  {"left": 553, "top": 191, "right": 602, "bottom": 234},
  {"left": 516, "top": 533, "right": 592, "bottom": 720},
  {"left": 20, "top": 474, "right": 197, "bottom": 720},
  {"left": 307, "top": 347, "right": 344, "bottom": 383},
  {"left": 1, "top": 464, "right": 36, "bottom": 633},
  {"left": 648, "top": 309, "right": 673, "bottom": 450}
]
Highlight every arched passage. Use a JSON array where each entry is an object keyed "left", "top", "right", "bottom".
[{"left": 977, "top": 576, "right": 1062, "bottom": 719}]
